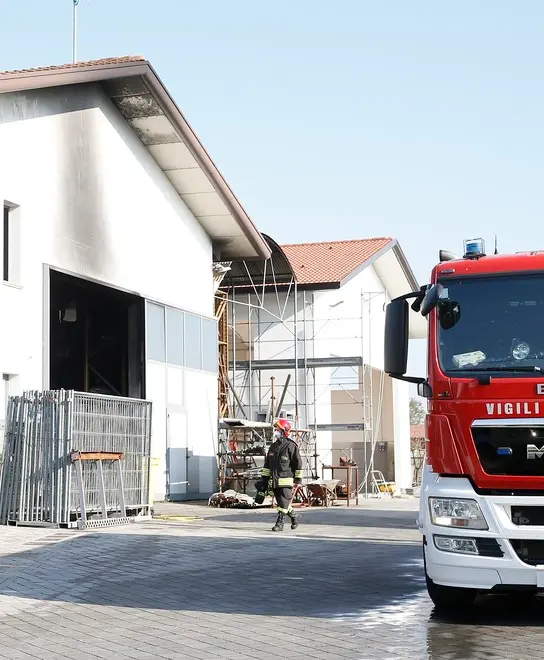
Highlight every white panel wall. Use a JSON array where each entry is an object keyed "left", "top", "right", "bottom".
[
  {"left": 0, "top": 84, "right": 217, "bottom": 501},
  {"left": 184, "top": 370, "right": 218, "bottom": 498},
  {"left": 312, "top": 266, "right": 389, "bottom": 369}
]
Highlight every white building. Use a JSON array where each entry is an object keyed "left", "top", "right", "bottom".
[
  {"left": 226, "top": 236, "right": 426, "bottom": 490},
  {"left": 0, "top": 56, "right": 271, "bottom": 502}
]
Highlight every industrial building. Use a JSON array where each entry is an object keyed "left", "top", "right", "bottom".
[
  {"left": 0, "top": 55, "right": 425, "bottom": 505},
  {"left": 0, "top": 56, "right": 270, "bottom": 503}
]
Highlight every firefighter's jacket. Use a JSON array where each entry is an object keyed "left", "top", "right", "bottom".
[{"left": 261, "top": 437, "right": 303, "bottom": 489}]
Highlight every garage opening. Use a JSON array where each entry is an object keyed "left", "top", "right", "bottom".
[{"left": 49, "top": 270, "right": 145, "bottom": 398}]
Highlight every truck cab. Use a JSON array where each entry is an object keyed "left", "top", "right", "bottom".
[{"left": 385, "top": 238, "right": 544, "bottom": 609}]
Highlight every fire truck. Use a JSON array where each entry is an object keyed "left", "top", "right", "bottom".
[{"left": 384, "top": 238, "right": 544, "bottom": 609}]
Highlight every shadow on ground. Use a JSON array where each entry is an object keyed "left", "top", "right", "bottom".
[
  {"left": 431, "top": 593, "right": 544, "bottom": 627},
  {"left": 0, "top": 531, "right": 424, "bottom": 620},
  {"left": 180, "top": 507, "right": 419, "bottom": 530}
]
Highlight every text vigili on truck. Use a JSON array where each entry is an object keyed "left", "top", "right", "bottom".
[{"left": 384, "top": 237, "right": 544, "bottom": 609}]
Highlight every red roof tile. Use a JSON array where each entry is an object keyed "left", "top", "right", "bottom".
[
  {"left": 281, "top": 238, "right": 393, "bottom": 286},
  {"left": 410, "top": 424, "right": 425, "bottom": 438},
  {"left": 0, "top": 56, "right": 146, "bottom": 77}
]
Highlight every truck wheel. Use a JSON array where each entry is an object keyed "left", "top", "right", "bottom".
[
  {"left": 423, "top": 547, "right": 476, "bottom": 610},
  {"left": 425, "top": 570, "right": 476, "bottom": 609}
]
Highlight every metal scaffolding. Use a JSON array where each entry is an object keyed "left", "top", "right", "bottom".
[{"left": 215, "top": 234, "right": 392, "bottom": 500}]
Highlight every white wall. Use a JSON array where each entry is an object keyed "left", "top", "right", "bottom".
[
  {"left": 147, "top": 362, "right": 217, "bottom": 500},
  {"left": 0, "top": 83, "right": 217, "bottom": 500}
]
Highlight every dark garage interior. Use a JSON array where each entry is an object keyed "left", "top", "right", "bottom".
[{"left": 49, "top": 269, "right": 145, "bottom": 398}]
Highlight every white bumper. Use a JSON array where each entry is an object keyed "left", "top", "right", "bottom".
[{"left": 420, "top": 469, "right": 544, "bottom": 590}]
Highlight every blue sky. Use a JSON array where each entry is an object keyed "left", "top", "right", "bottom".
[{"left": 2, "top": 0, "right": 544, "bottom": 381}]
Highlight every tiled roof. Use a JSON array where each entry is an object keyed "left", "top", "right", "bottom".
[
  {"left": 281, "top": 238, "right": 393, "bottom": 286},
  {"left": 410, "top": 424, "right": 425, "bottom": 439},
  {"left": 0, "top": 56, "right": 146, "bottom": 77}
]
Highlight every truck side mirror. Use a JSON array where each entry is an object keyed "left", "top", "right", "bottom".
[
  {"left": 384, "top": 298, "right": 409, "bottom": 376},
  {"left": 417, "top": 381, "right": 432, "bottom": 398},
  {"left": 420, "top": 283, "right": 444, "bottom": 317}
]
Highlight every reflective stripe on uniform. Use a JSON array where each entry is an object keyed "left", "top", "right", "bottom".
[
  {"left": 294, "top": 470, "right": 303, "bottom": 478},
  {"left": 277, "top": 505, "right": 293, "bottom": 514},
  {"left": 277, "top": 477, "right": 294, "bottom": 486},
  {"left": 262, "top": 468, "right": 271, "bottom": 477}
]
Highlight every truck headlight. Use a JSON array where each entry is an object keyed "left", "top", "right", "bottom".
[
  {"left": 429, "top": 497, "right": 488, "bottom": 530},
  {"left": 434, "top": 535, "right": 479, "bottom": 555}
]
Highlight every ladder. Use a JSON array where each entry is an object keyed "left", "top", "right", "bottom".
[
  {"left": 70, "top": 450, "right": 129, "bottom": 530},
  {"left": 371, "top": 469, "right": 394, "bottom": 498}
]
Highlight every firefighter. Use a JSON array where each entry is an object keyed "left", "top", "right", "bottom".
[{"left": 260, "top": 418, "right": 303, "bottom": 532}]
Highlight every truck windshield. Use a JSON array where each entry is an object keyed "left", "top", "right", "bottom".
[{"left": 437, "top": 272, "right": 544, "bottom": 377}]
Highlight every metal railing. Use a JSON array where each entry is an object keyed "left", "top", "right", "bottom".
[{"left": 0, "top": 390, "right": 152, "bottom": 527}]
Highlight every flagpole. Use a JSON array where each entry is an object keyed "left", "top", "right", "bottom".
[{"left": 72, "top": 0, "right": 79, "bottom": 63}]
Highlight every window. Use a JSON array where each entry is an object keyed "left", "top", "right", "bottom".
[
  {"left": 437, "top": 273, "right": 544, "bottom": 378},
  {"left": 201, "top": 318, "right": 218, "bottom": 373},
  {"left": 184, "top": 313, "right": 202, "bottom": 370},
  {"left": 1, "top": 374, "right": 17, "bottom": 427},
  {"left": 166, "top": 307, "right": 184, "bottom": 366},
  {"left": 3, "top": 203, "right": 21, "bottom": 285},
  {"left": 146, "top": 302, "right": 166, "bottom": 362},
  {"left": 3, "top": 206, "right": 8, "bottom": 282},
  {"left": 145, "top": 300, "right": 217, "bottom": 373}
]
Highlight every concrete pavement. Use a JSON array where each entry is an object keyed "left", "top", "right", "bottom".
[{"left": 0, "top": 500, "right": 541, "bottom": 659}]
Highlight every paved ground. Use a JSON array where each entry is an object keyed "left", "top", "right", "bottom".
[{"left": 0, "top": 499, "right": 543, "bottom": 659}]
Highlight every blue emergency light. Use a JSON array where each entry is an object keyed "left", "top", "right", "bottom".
[{"left": 463, "top": 238, "right": 486, "bottom": 259}]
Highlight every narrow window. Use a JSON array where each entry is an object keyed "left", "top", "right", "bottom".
[
  {"left": 2, "top": 203, "right": 21, "bottom": 285},
  {"left": 184, "top": 314, "right": 202, "bottom": 370},
  {"left": 3, "top": 205, "right": 9, "bottom": 282},
  {"left": 201, "top": 317, "right": 218, "bottom": 373}
]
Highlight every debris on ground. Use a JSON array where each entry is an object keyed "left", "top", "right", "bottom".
[{"left": 208, "top": 489, "right": 270, "bottom": 508}]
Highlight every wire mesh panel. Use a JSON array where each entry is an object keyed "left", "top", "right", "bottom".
[
  {"left": 0, "top": 390, "right": 152, "bottom": 527},
  {"left": 69, "top": 393, "right": 152, "bottom": 515}
]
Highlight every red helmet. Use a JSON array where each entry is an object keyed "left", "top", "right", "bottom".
[{"left": 274, "top": 418, "right": 292, "bottom": 437}]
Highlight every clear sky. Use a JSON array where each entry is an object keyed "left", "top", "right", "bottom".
[{"left": 2, "top": 0, "right": 543, "bottom": 382}]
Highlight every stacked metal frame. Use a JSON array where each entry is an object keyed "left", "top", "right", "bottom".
[{"left": 0, "top": 390, "right": 152, "bottom": 527}]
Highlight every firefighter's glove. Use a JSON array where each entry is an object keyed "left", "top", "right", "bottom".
[
  {"left": 294, "top": 478, "right": 302, "bottom": 485},
  {"left": 254, "top": 490, "right": 266, "bottom": 505},
  {"left": 255, "top": 478, "right": 269, "bottom": 492}
]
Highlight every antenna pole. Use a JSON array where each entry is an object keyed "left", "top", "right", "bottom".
[
  {"left": 72, "top": 0, "right": 80, "bottom": 64},
  {"left": 494, "top": 235, "right": 498, "bottom": 255}
]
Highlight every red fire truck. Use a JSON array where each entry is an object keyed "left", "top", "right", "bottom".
[{"left": 384, "top": 238, "right": 544, "bottom": 609}]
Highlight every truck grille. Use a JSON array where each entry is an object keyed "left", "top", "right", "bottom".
[
  {"left": 511, "top": 540, "right": 544, "bottom": 565},
  {"left": 511, "top": 506, "right": 544, "bottom": 526},
  {"left": 472, "top": 425, "right": 544, "bottom": 477},
  {"left": 475, "top": 538, "right": 504, "bottom": 557}
]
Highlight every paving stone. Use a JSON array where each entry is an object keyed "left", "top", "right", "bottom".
[{"left": 0, "top": 501, "right": 539, "bottom": 658}]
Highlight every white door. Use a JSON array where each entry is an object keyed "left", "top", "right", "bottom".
[{"left": 166, "top": 410, "right": 188, "bottom": 499}]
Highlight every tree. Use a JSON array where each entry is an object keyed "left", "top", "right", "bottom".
[
  {"left": 410, "top": 398, "right": 425, "bottom": 425},
  {"left": 409, "top": 399, "right": 426, "bottom": 485}
]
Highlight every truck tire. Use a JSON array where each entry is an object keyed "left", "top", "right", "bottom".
[
  {"left": 423, "top": 548, "right": 476, "bottom": 610},
  {"left": 425, "top": 570, "right": 477, "bottom": 609}
]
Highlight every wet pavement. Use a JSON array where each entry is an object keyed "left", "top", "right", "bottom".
[{"left": 0, "top": 500, "right": 542, "bottom": 659}]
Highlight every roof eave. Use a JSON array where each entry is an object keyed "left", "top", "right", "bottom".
[
  {"left": 391, "top": 240, "right": 420, "bottom": 292},
  {"left": 142, "top": 62, "right": 271, "bottom": 261},
  {"left": 337, "top": 240, "right": 396, "bottom": 288},
  {"left": 0, "top": 60, "right": 271, "bottom": 262}
]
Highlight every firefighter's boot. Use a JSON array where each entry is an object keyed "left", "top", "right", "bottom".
[
  {"left": 288, "top": 510, "right": 299, "bottom": 530},
  {"left": 272, "top": 512, "right": 285, "bottom": 532}
]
